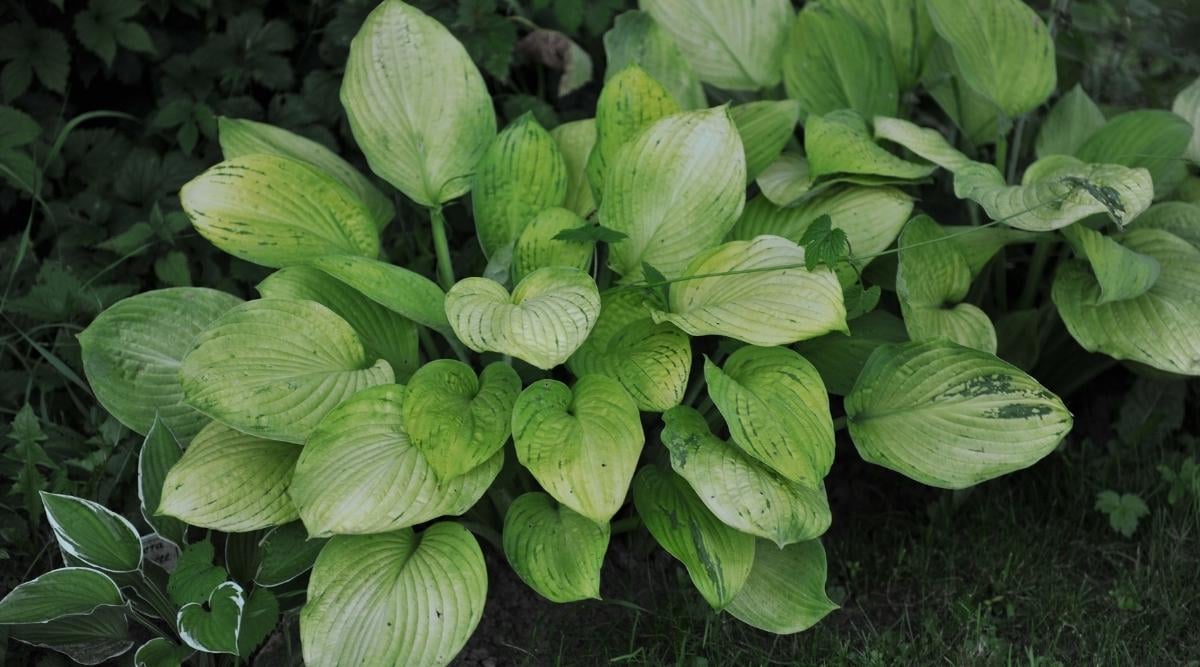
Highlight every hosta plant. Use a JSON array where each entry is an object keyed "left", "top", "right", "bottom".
[{"left": 5, "top": 0, "right": 1199, "bottom": 664}]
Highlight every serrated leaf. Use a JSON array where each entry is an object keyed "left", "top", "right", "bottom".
[
  {"left": 502, "top": 492, "right": 608, "bottom": 603},
  {"left": 1095, "top": 491, "right": 1149, "bottom": 538},
  {"left": 797, "top": 215, "right": 849, "bottom": 272}
]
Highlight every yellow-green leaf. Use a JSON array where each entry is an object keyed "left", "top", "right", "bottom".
[{"left": 502, "top": 492, "right": 608, "bottom": 603}]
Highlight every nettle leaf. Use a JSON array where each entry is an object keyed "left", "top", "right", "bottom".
[
  {"left": 730, "top": 100, "right": 802, "bottom": 182},
  {"left": 300, "top": 525, "right": 486, "bottom": 666},
  {"left": 921, "top": 39, "right": 1012, "bottom": 147},
  {"left": 217, "top": 117, "right": 395, "bottom": 231},
  {"left": 1059, "top": 224, "right": 1160, "bottom": 304},
  {"left": 756, "top": 152, "right": 814, "bottom": 207},
  {"left": 79, "top": 288, "right": 242, "bottom": 442},
  {"left": 446, "top": 267, "right": 601, "bottom": 370},
  {"left": 255, "top": 522, "right": 327, "bottom": 588},
  {"left": 823, "top": 0, "right": 934, "bottom": 91},
  {"left": 794, "top": 309, "right": 909, "bottom": 396},
  {"left": 1095, "top": 491, "right": 1149, "bottom": 538},
  {"left": 159, "top": 421, "right": 300, "bottom": 532},
  {"left": 926, "top": 0, "right": 1056, "bottom": 117},
  {"left": 138, "top": 418, "right": 186, "bottom": 547},
  {"left": 1075, "top": 110, "right": 1193, "bottom": 200},
  {"left": 512, "top": 376, "right": 644, "bottom": 523},
  {"left": 651, "top": 235, "right": 847, "bottom": 346},
  {"left": 180, "top": 154, "right": 380, "bottom": 268},
  {"left": 549, "top": 119, "right": 598, "bottom": 217},
  {"left": 502, "top": 492, "right": 609, "bottom": 603},
  {"left": 1035, "top": 85, "right": 1106, "bottom": 159},
  {"left": 472, "top": 113, "right": 568, "bottom": 259},
  {"left": 42, "top": 492, "right": 141, "bottom": 573},
  {"left": 0, "top": 567, "right": 132, "bottom": 665},
  {"left": 1052, "top": 229, "right": 1200, "bottom": 376},
  {"left": 586, "top": 65, "right": 680, "bottom": 201},
  {"left": 783, "top": 3, "right": 898, "bottom": 118},
  {"left": 797, "top": 215, "right": 849, "bottom": 272},
  {"left": 603, "top": 10, "right": 705, "bottom": 110},
  {"left": 1135, "top": 202, "right": 1200, "bottom": 249},
  {"left": 1174, "top": 77, "right": 1200, "bottom": 165},
  {"left": 704, "top": 347, "right": 834, "bottom": 486},
  {"left": 845, "top": 339, "right": 1073, "bottom": 489},
  {"left": 291, "top": 385, "right": 501, "bottom": 537},
  {"left": 662, "top": 406, "right": 832, "bottom": 547},
  {"left": 640, "top": 0, "right": 792, "bottom": 91},
  {"left": 177, "top": 581, "right": 243, "bottom": 655},
  {"left": 805, "top": 111, "right": 934, "bottom": 182},
  {"left": 308, "top": 255, "right": 451, "bottom": 336},
  {"left": 632, "top": 466, "right": 755, "bottom": 609},
  {"left": 567, "top": 288, "right": 692, "bottom": 412},
  {"left": 341, "top": 0, "right": 495, "bottom": 207},
  {"left": 726, "top": 539, "right": 837, "bottom": 634},
  {"left": 180, "top": 299, "right": 394, "bottom": 444},
  {"left": 514, "top": 207, "right": 595, "bottom": 282},
  {"left": 403, "top": 360, "right": 521, "bottom": 480}
]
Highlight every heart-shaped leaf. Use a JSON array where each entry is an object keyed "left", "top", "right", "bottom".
[
  {"left": 134, "top": 637, "right": 192, "bottom": 667},
  {"left": 177, "top": 581, "right": 244, "bottom": 655},
  {"left": 42, "top": 492, "right": 141, "bottom": 573},
  {"left": 794, "top": 310, "right": 909, "bottom": 395},
  {"left": 0, "top": 567, "right": 133, "bottom": 665},
  {"left": 730, "top": 100, "right": 801, "bottom": 181},
  {"left": 549, "top": 119, "right": 598, "bottom": 217},
  {"left": 725, "top": 539, "right": 837, "bottom": 634},
  {"left": 168, "top": 541, "right": 227, "bottom": 607},
  {"left": 502, "top": 492, "right": 609, "bottom": 603},
  {"left": 446, "top": 266, "right": 600, "bottom": 370},
  {"left": 603, "top": 10, "right": 705, "bottom": 110},
  {"left": 586, "top": 65, "right": 680, "bottom": 200},
  {"left": 783, "top": 4, "right": 898, "bottom": 118},
  {"left": 138, "top": 417, "right": 186, "bottom": 546},
  {"left": 823, "top": 0, "right": 935, "bottom": 90},
  {"left": 513, "top": 207, "right": 594, "bottom": 283},
  {"left": 402, "top": 360, "right": 521, "bottom": 480},
  {"left": 308, "top": 254, "right": 451, "bottom": 336},
  {"left": 512, "top": 376, "right": 644, "bottom": 523}
]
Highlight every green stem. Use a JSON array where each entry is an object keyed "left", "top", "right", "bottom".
[
  {"left": 994, "top": 135, "right": 1008, "bottom": 174},
  {"left": 1006, "top": 115, "right": 1029, "bottom": 184},
  {"left": 1018, "top": 239, "right": 1055, "bottom": 309},
  {"left": 429, "top": 207, "right": 456, "bottom": 290}
]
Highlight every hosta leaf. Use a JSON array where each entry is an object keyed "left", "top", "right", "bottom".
[
  {"left": 301, "top": 525, "right": 485, "bottom": 666},
  {"left": 845, "top": 339, "right": 1073, "bottom": 489},
  {"left": 1052, "top": 229, "right": 1200, "bottom": 376},
  {"left": 755, "top": 152, "right": 816, "bottom": 207},
  {"left": 179, "top": 154, "right": 380, "bottom": 268},
  {"left": 42, "top": 493, "right": 141, "bottom": 573},
  {"left": 1173, "top": 77, "right": 1200, "bottom": 164},
  {"left": 513, "top": 207, "right": 593, "bottom": 282},
  {"left": 725, "top": 539, "right": 837, "bottom": 634},
  {"left": 632, "top": 466, "right": 755, "bottom": 609},
  {"left": 446, "top": 267, "right": 600, "bottom": 370},
  {"left": 939, "top": 225, "right": 1039, "bottom": 278},
  {"left": 901, "top": 302, "right": 997, "bottom": 355},
  {"left": 258, "top": 265, "right": 419, "bottom": 380},
  {"left": 403, "top": 360, "right": 521, "bottom": 480},
  {"left": 1134, "top": 202, "right": 1200, "bottom": 248},
  {"left": 872, "top": 116, "right": 975, "bottom": 170},
  {"left": 704, "top": 347, "right": 834, "bottom": 486},
  {"left": 236, "top": 587, "right": 278, "bottom": 658},
  {"left": 823, "top": 0, "right": 934, "bottom": 90},
  {"left": 662, "top": 406, "right": 832, "bottom": 546},
  {"left": 652, "top": 235, "right": 847, "bottom": 346},
  {"left": 79, "top": 288, "right": 242, "bottom": 442},
  {"left": 1035, "top": 85, "right": 1106, "bottom": 159},
  {"left": 512, "top": 376, "right": 644, "bottom": 523},
  {"left": 603, "top": 10, "right": 705, "bottom": 109},
  {"left": 926, "top": 0, "right": 1055, "bottom": 117},
  {"left": 794, "top": 310, "right": 909, "bottom": 395},
  {"left": 254, "top": 522, "right": 327, "bottom": 587},
  {"left": 586, "top": 65, "right": 680, "bottom": 201},
  {"left": 217, "top": 116, "right": 394, "bottom": 230},
  {"left": 921, "top": 40, "right": 1011, "bottom": 147},
  {"left": 159, "top": 421, "right": 300, "bottom": 532},
  {"left": 549, "top": 119, "right": 598, "bottom": 217},
  {"left": 291, "top": 385, "right": 501, "bottom": 537},
  {"left": 180, "top": 299, "right": 393, "bottom": 444},
  {"left": 1075, "top": 110, "right": 1192, "bottom": 200},
  {"left": 308, "top": 255, "right": 451, "bottom": 335},
  {"left": 138, "top": 418, "right": 186, "bottom": 546},
  {"left": 472, "top": 113, "right": 568, "bottom": 259},
  {"left": 730, "top": 100, "right": 801, "bottom": 182},
  {"left": 134, "top": 637, "right": 192, "bottom": 667},
  {"left": 177, "top": 581, "right": 243, "bottom": 655},
  {"left": 640, "top": 0, "right": 792, "bottom": 91},
  {"left": 567, "top": 288, "right": 691, "bottom": 412},
  {"left": 168, "top": 541, "right": 226, "bottom": 607},
  {"left": 782, "top": 4, "right": 898, "bottom": 118},
  {"left": 341, "top": 0, "right": 495, "bottom": 207},
  {"left": 502, "top": 492, "right": 609, "bottom": 603},
  {"left": 0, "top": 568, "right": 133, "bottom": 665},
  {"left": 1060, "top": 224, "right": 1160, "bottom": 304},
  {"left": 805, "top": 111, "right": 934, "bottom": 182}
]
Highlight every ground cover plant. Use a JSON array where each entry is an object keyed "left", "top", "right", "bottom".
[{"left": 1, "top": 0, "right": 1199, "bottom": 665}]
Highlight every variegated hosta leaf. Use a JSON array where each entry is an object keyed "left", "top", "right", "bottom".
[
  {"left": 512, "top": 376, "right": 644, "bottom": 523},
  {"left": 926, "top": 0, "right": 1056, "bottom": 117},
  {"left": 0, "top": 568, "right": 133, "bottom": 665},
  {"left": 640, "top": 0, "right": 793, "bottom": 91},
  {"left": 756, "top": 152, "right": 815, "bottom": 207},
  {"left": 631, "top": 466, "right": 755, "bottom": 609},
  {"left": 472, "top": 113, "right": 568, "bottom": 258},
  {"left": 512, "top": 207, "right": 593, "bottom": 283},
  {"left": 308, "top": 255, "right": 451, "bottom": 336},
  {"left": 179, "top": 154, "right": 379, "bottom": 268},
  {"left": 726, "top": 539, "right": 837, "bottom": 634},
  {"left": 217, "top": 116, "right": 394, "bottom": 230},
  {"left": 794, "top": 310, "right": 909, "bottom": 396},
  {"left": 41, "top": 492, "right": 142, "bottom": 573},
  {"left": 602, "top": 106, "right": 746, "bottom": 281},
  {"left": 341, "top": 0, "right": 495, "bottom": 207},
  {"left": 258, "top": 265, "right": 419, "bottom": 380},
  {"left": 1059, "top": 224, "right": 1160, "bottom": 304},
  {"left": 603, "top": 10, "right": 705, "bottom": 110},
  {"left": 567, "top": 288, "right": 691, "bottom": 412},
  {"left": 921, "top": 40, "right": 1011, "bottom": 147},
  {"left": 139, "top": 418, "right": 186, "bottom": 546},
  {"left": 180, "top": 299, "right": 393, "bottom": 444},
  {"left": 159, "top": 421, "right": 299, "bottom": 532},
  {"left": 845, "top": 339, "right": 1073, "bottom": 489},
  {"left": 176, "top": 581, "right": 243, "bottom": 655},
  {"left": 1052, "top": 229, "right": 1200, "bottom": 376},
  {"left": 939, "top": 225, "right": 1039, "bottom": 278},
  {"left": 1174, "top": 77, "right": 1200, "bottom": 164},
  {"left": 652, "top": 235, "right": 847, "bottom": 346},
  {"left": 301, "top": 524, "right": 486, "bottom": 667},
  {"left": 255, "top": 522, "right": 327, "bottom": 588},
  {"left": 402, "top": 360, "right": 521, "bottom": 480},
  {"left": 79, "top": 288, "right": 242, "bottom": 442},
  {"left": 704, "top": 347, "right": 834, "bottom": 486},
  {"left": 291, "top": 385, "right": 501, "bottom": 537},
  {"left": 586, "top": 65, "right": 680, "bottom": 201},
  {"left": 446, "top": 267, "right": 600, "bottom": 370},
  {"left": 134, "top": 637, "right": 192, "bottom": 667},
  {"left": 805, "top": 111, "right": 934, "bottom": 182},
  {"left": 1035, "top": 85, "right": 1106, "bottom": 159},
  {"left": 549, "top": 119, "right": 598, "bottom": 217},
  {"left": 502, "top": 492, "right": 609, "bottom": 603},
  {"left": 823, "top": 0, "right": 934, "bottom": 91},
  {"left": 1075, "top": 110, "right": 1193, "bottom": 200},
  {"left": 662, "top": 407, "right": 832, "bottom": 547},
  {"left": 1134, "top": 202, "right": 1200, "bottom": 248},
  {"left": 782, "top": 3, "right": 898, "bottom": 118},
  {"left": 730, "top": 100, "right": 801, "bottom": 182}
]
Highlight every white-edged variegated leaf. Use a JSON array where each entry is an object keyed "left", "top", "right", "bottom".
[
  {"left": 725, "top": 539, "right": 837, "bottom": 634},
  {"left": 180, "top": 299, "right": 393, "bottom": 444},
  {"left": 805, "top": 111, "right": 934, "bottom": 181},
  {"left": 300, "top": 524, "right": 485, "bottom": 667},
  {"left": 291, "top": 385, "right": 502, "bottom": 537},
  {"left": 662, "top": 406, "right": 832, "bottom": 547},
  {"left": 179, "top": 154, "right": 379, "bottom": 268},
  {"left": 134, "top": 637, "right": 192, "bottom": 667},
  {"left": 845, "top": 339, "right": 1073, "bottom": 489},
  {"left": 1174, "top": 77, "right": 1200, "bottom": 164},
  {"left": 176, "top": 581, "right": 243, "bottom": 655},
  {"left": 586, "top": 65, "right": 680, "bottom": 201},
  {"left": 730, "top": 100, "right": 801, "bottom": 182},
  {"left": 1059, "top": 224, "right": 1160, "bottom": 304},
  {"left": 794, "top": 310, "right": 909, "bottom": 396},
  {"left": 1035, "top": 85, "right": 1106, "bottom": 159},
  {"left": 512, "top": 207, "right": 594, "bottom": 282},
  {"left": 340, "top": 0, "right": 495, "bottom": 207},
  {"left": 41, "top": 492, "right": 142, "bottom": 573},
  {"left": 0, "top": 567, "right": 133, "bottom": 666},
  {"left": 756, "top": 152, "right": 815, "bottom": 207},
  {"left": 79, "top": 288, "right": 242, "bottom": 441},
  {"left": 823, "top": 0, "right": 934, "bottom": 90},
  {"left": 1075, "top": 110, "right": 1192, "bottom": 200},
  {"left": 549, "top": 119, "right": 598, "bottom": 217},
  {"left": 1134, "top": 202, "right": 1200, "bottom": 248},
  {"left": 512, "top": 376, "right": 644, "bottom": 523},
  {"left": 159, "top": 421, "right": 299, "bottom": 532},
  {"left": 604, "top": 10, "right": 705, "bottom": 109},
  {"left": 254, "top": 522, "right": 327, "bottom": 588},
  {"left": 308, "top": 254, "right": 451, "bottom": 335},
  {"left": 446, "top": 267, "right": 600, "bottom": 370},
  {"left": 138, "top": 418, "right": 186, "bottom": 546},
  {"left": 502, "top": 492, "right": 609, "bottom": 603}
]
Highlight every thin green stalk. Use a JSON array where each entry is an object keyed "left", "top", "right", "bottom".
[
  {"left": 1006, "top": 116, "right": 1029, "bottom": 184},
  {"left": 994, "top": 135, "right": 1008, "bottom": 174},
  {"left": 1018, "top": 239, "right": 1055, "bottom": 309},
  {"left": 429, "top": 207, "right": 456, "bottom": 290},
  {"left": 134, "top": 573, "right": 178, "bottom": 633}
]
